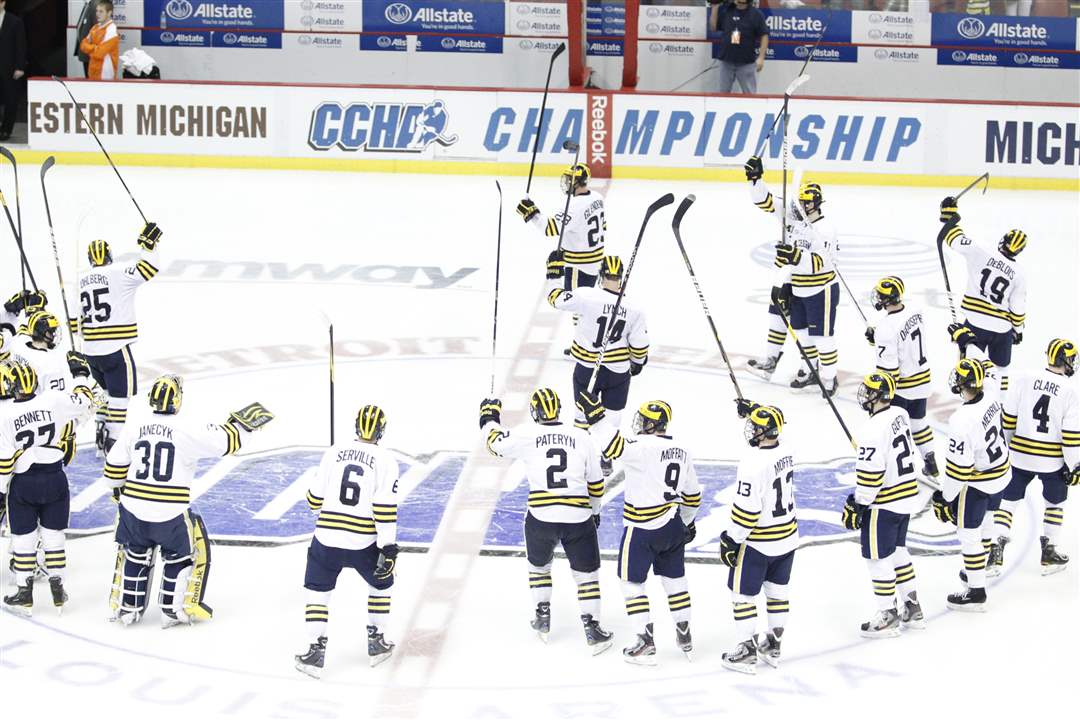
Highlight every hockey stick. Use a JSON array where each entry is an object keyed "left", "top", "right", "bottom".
[
  {"left": 555, "top": 140, "right": 581, "bottom": 253},
  {"left": 778, "top": 74, "right": 810, "bottom": 248},
  {"left": 955, "top": 172, "right": 990, "bottom": 200},
  {"left": 40, "top": 157, "right": 78, "bottom": 347},
  {"left": 490, "top": 180, "right": 503, "bottom": 395},
  {"left": 587, "top": 193, "right": 675, "bottom": 393},
  {"left": 52, "top": 77, "right": 148, "bottom": 224},
  {"left": 836, "top": 270, "right": 869, "bottom": 324},
  {"left": 669, "top": 60, "right": 720, "bottom": 93},
  {"left": 0, "top": 188, "right": 39, "bottom": 293},
  {"left": 936, "top": 225, "right": 960, "bottom": 324},
  {"left": 671, "top": 195, "right": 744, "bottom": 400},
  {"left": 318, "top": 310, "right": 336, "bottom": 445},
  {"left": 525, "top": 43, "right": 566, "bottom": 196},
  {"left": 0, "top": 146, "right": 35, "bottom": 294}
]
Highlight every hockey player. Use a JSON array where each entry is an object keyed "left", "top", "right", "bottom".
[
  {"left": 517, "top": 163, "right": 605, "bottom": 290},
  {"left": 932, "top": 358, "right": 1010, "bottom": 611},
  {"left": 479, "top": 389, "right": 612, "bottom": 653},
  {"left": 0, "top": 358, "right": 96, "bottom": 614},
  {"left": 719, "top": 402, "right": 797, "bottom": 674},
  {"left": 743, "top": 156, "right": 840, "bottom": 395},
  {"left": 867, "top": 277, "right": 938, "bottom": 477},
  {"left": 991, "top": 339, "right": 1080, "bottom": 575},
  {"left": 939, "top": 196, "right": 1027, "bottom": 393},
  {"left": 842, "top": 373, "right": 926, "bottom": 638},
  {"left": 584, "top": 393, "right": 699, "bottom": 665},
  {"left": 295, "top": 405, "right": 400, "bottom": 678},
  {"left": 546, "top": 253, "right": 648, "bottom": 474},
  {"left": 75, "top": 222, "right": 162, "bottom": 452},
  {"left": 103, "top": 375, "right": 272, "bottom": 627}
]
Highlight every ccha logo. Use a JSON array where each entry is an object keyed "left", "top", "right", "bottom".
[
  {"left": 222, "top": 32, "right": 237, "bottom": 44},
  {"left": 519, "top": 39, "right": 534, "bottom": 50},
  {"left": 377, "top": 35, "right": 392, "bottom": 48},
  {"left": 869, "top": 13, "right": 883, "bottom": 23},
  {"left": 874, "top": 48, "right": 889, "bottom": 60},
  {"left": 385, "top": 2, "right": 412, "bottom": 25},
  {"left": 952, "top": 50, "right": 967, "bottom": 62},
  {"left": 1014, "top": 52, "right": 1029, "bottom": 64},
  {"left": 957, "top": 17, "right": 986, "bottom": 40},
  {"left": 649, "top": 42, "right": 663, "bottom": 54},
  {"left": 298, "top": 34, "right": 312, "bottom": 45},
  {"left": 441, "top": 37, "right": 456, "bottom": 50},
  {"left": 160, "top": 31, "right": 176, "bottom": 42},
  {"left": 165, "top": 0, "right": 193, "bottom": 21},
  {"left": 309, "top": 99, "right": 460, "bottom": 153}
]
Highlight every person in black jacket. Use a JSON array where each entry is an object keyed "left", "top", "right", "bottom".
[
  {"left": 710, "top": 0, "right": 769, "bottom": 95},
  {"left": 74, "top": 0, "right": 95, "bottom": 76},
  {"left": 0, "top": 0, "right": 27, "bottom": 141}
]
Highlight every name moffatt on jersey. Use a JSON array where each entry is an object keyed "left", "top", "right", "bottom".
[
  {"left": 945, "top": 393, "right": 1011, "bottom": 500},
  {"left": 749, "top": 179, "right": 839, "bottom": 298},
  {"left": 77, "top": 248, "right": 161, "bottom": 356},
  {"left": 597, "top": 429, "right": 700, "bottom": 530},
  {"left": 0, "top": 388, "right": 94, "bottom": 492},
  {"left": 873, "top": 306, "right": 931, "bottom": 400},
  {"left": 855, "top": 407, "right": 924, "bottom": 514},
  {"left": 547, "top": 284, "right": 649, "bottom": 374},
  {"left": 943, "top": 226, "right": 1026, "bottom": 335},
  {"left": 728, "top": 444, "right": 800, "bottom": 556},
  {"left": 529, "top": 191, "right": 606, "bottom": 274},
  {"left": 306, "top": 441, "right": 400, "bottom": 551},
  {"left": 1003, "top": 369, "right": 1080, "bottom": 474},
  {"left": 484, "top": 420, "right": 603, "bottom": 524},
  {"left": 104, "top": 416, "right": 245, "bottom": 522}
]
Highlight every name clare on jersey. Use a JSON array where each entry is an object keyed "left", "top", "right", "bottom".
[
  {"left": 535, "top": 432, "right": 576, "bottom": 449},
  {"left": 14, "top": 409, "right": 54, "bottom": 431},
  {"left": 1034, "top": 378, "right": 1062, "bottom": 397}
]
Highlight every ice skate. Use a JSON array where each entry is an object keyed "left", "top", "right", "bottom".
[
  {"left": 721, "top": 638, "right": 758, "bottom": 675},
  {"left": 295, "top": 636, "right": 327, "bottom": 679},
  {"left": 747, "top": 355, "right": 778, "bottom": 380},
  {"left": 820, "top": 376, "right": 838, "bottom": 398},
  {"left": 756, "top": 630, "right": 782, "bottom": 668},
  {"left": 48, "top": 577, "right": 68, "bottom": 615},
  {"left": 789, "top": 367, "right": 819, "bottom": 392},
  {"left": 947, "top": 586, "right": 987, "bottom": 612},
  {"left": 582, "top": 614, "right": 613, "bottom": 656},
  {"left": 674, "top": 621, "right": 692, "bottom": 661},
  {"left": 368, "top": 625, "right": 395, "bottom": 667},
  {"left": 986, "top": 536, "right": 1007, "bottom": 577},
  {"left": 531, "top": 601, "right": 551, "bottom": 642},
  {"left": 1041, "top": 536, "right": 1069, "bottom": 576},
  {"left": 922, "top": 451, "right": 940, "bottom": 479},
  {"left": 622, "top": 623, "right": 656, "bottom": 666},
  {"left": 860, "top": 607, "right": 901, "bottom": 638},
  {"left": 900, "top": 594, "right": 926, "bottom": 630},
  {"left": 161, "top": 608, "right": 192, "bottom": 629},
  {"left": 3, "top": 580, "right": 33, "bottom": 617}
]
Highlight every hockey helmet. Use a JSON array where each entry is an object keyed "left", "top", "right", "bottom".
[
  {"left": 27, "top": 311, "right": 60, "bottom": 348},
  {"left": 356, "top": 405, "right": 387, "bottom": 443},
  {"left": 1047, "top": 338, "right": 1077, "bottom": 377},
  {"left": 872, "top": 276, "right": 905, "bottom": 311},
  {"left": 529, "top": 387, "right": 561, "bottom": 424},
  {"left": 858, "top": 372, "right": 896, "bottom": 412},
  {"left": 560, "top": 163, "right": 591, "bottom": 194},
  {"left": 1, "top": 357, "right": 38, "bottom": 400},
  {"left": 949, "top": 358, "right": 985, "bottom": 396},
  {"left": 798, "top": 181, "right": 823, "bottom": 215},
  {"left": 148, "top": 374, "right": 184, "bottom": 415},
  {"left": 998, "top": 229, "right": 1027, "bottom": 259},
  {"left": 88, "top": 239, "right": 112, "bottom": 267},
  {"left": 633, "top": 400, "right": 672, "bottom": 435},
  {"left": 744, "top": 405, "right": 785, "bottom": 447}
]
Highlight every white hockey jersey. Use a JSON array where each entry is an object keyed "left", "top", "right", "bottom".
[
  {"left": 529, "top": 190, "right": 606, "bottom": 274},
  {"left": 77, "top": 247, "right": 161, "bottom": 356},
  {"left": 597, "top": 429, "right": 700, "bottom": 530},
  {"left": 0, "top": 387, "right": 94, "bottom": 492},
  {"left": 105, "top": 415, "right": 245, "bottom": 522},
  {"left": 547, "top": 283, "right": 649, "bottom": 374},
  {"left": 854, "top": 406, "right": 924, "bottom": 514},
  {"left": 484, "top": 420, "right": 603, "bottom": 524},
  {"left": 306, "top": 441, "right": 399, "bottom": 551},
  {"left": 1002, "top": 369, "right": 1080, "bottom": 474},
  {"left": 728, "top": 444, "right": 800, "bottom": 556},
  {"left": 943, "top": 225, "right": 1026, "bottom": 335},
  {"left": 944, "top": 392, "right": 1011, "bottom": 500},
  {"left": 872, "top": 305, "right": 931, "bottom": 400},
  {"left": 10, "top": 339, "right": 73, "bottom": 394}
]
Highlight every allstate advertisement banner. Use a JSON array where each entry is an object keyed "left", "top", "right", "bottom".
[
  {"left": 146, "top": 0, "right": 284, "bottom": 29},
  {"left": 507, "top": 1, "right": 567, "bottom": 37},
  {"left": 761, "top": 9, "right": 853, "bottom": 45},
  {"left": 587, "top": 0, "right": 625, "bottom": 57},
  {"left": 767, "top": 44, "right": 857, "bottom": 63},
  {"left": 938, "top": 48, "right": 1080, "bottom": 70},
  {"left": 141, "top": 28, "right": 282, "bottom": 48},
  {"left": 362, "top": 0, "right": 505, "bottom": 34},
  {"left": 639, "top": 3, "right": 708, "bottom": 41},
  {"left": 284, "top": 0, "right": 363, "bottom": 33},
  {"left": 850, "top": 10, "right": 931, "bottom": 46},
  {"left": 932, "top": 13, "right": 1078, "bottom": 51}
]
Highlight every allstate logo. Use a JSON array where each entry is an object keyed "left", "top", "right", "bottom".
[
  {"left": 646, "top": 7, "right": 660, "bottom": 17},
  {"left": 301, "top": 0, "right": 313, "bottom": 8},
  {"left": 645, "top": 23, "right": 660, "bottom": 34},
  {"left": 516, "top": 19, "right": 531, "bottom": 31},
  {"left": 1014, "top": 53, "right": 1029, "bottom": 64},
  {"left": 874, "top": 48, "right": 889, "bottom": 60},
  {"left": 298, "top": 34, "right": 312, "bottom": 45},
  {"left": 165, "top": 0, "right": 193, "bottom": 21},
  {"left": 385, "top": 2, "right": 412, "bottom": 25},
  {"left": 222, "top": 32, "right": 237, "bottom": 45},
  {"left": 519, "top": 39, "right": 534, "bottom": 50},
  {"left": 795, "top": 45, "right": 810, "bottom": 58},
  {"left": 957, "top": 17, "right": 986, "bottom": 40},
  {"left": 516, "top": 3, "right": 531, "bottom": 14},
  {"left": 649, "top": 42, "right": 663, "bottom": 54},
  {"left": 869, "top": 13, "right": 883, "bottom": 23},
  {"left": 301, "top": 15, "right": 314, "bottom": 27},
  {"left": 160, "top": 31, "right": 175, "bottom": 43},
  {"left": 952, "top": 50, "right": 967, "bottom": 62},
  {"left": 377, "top": 35, "right": 392, "bottom": 48},
  {"left": 441, "top": 37, "right": 456, "bottom": 50},
  {"left": 868, "top": 28, "right": 882, "bottom": 39}
]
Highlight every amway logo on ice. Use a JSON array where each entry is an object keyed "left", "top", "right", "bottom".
[{"left": 308, "top": 99, "right": 459, "bottom": 152}]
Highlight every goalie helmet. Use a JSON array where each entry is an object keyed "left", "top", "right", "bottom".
[
  {"left": 633, "top": 400, "right": 672, "bottom": 435},
  {"left": 560, "top": 163, "right": 591, "bottom": 194},
  {"left": 858, "top": 372, "right": 896, "bottom": 413},
  {"left": 872, "top": 276, "right": 905, "bottom": 311},
  {"left": 356, "top": 405, "right": 387, "bottom": 443},
  {"left": 949, "top": 358, "right": 985, "bottom": 396},
  {"left": 88, "top": 239, "right": 112, "bottom": 267},
  {"left": 27, "top": 311, "right": 60, "bottom": 348},
  {"left": 529, "top": 387, "right": 561, "bottom": 424},
  {"left": 148, "top": 374, "right": 183, "bottom": 415},
  {"left": 744, "top": 405, "right": 785, "bottom": 447},
  {"left": 1047, "top": 338, "right": 1077, "bottom": 377},
  {"left": 998, "top": 229, "right": 1027, "bottom": 259},
  {"left": 1, "top": 357, "right": 38, "bottom": 400},
  {"left": 798, "top": 181, "right": 823, "bottom": 215}
]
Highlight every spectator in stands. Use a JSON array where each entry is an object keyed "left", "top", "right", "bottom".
[
  {"left": 79, "top": 0, "right": 120, "bottom": 81},
  {"left": 75, "top": 0, "right": 96, "bottom": 77},
  {"left": 710, "top": 0, "right": 769, "bottom": 95},
  {"left": 0, "top": 0, "right": 27, "bottom": 142}
]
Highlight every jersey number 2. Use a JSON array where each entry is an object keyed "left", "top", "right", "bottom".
[{"left": 546, "top": 448, "right": 568, "bottom": 489}]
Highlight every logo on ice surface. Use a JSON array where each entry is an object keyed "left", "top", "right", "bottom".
[
  {"left": 957, "top": 17, "right": 986, "bottom": 39},
  {"left": 165, "top": 0, "right": 194, "bottom": 20},
  {"left": 308, "top": 99, "right": 459, "bottom": 153},
  {"left": 385, "top": 2, "right": 412, "bottom": 24}
]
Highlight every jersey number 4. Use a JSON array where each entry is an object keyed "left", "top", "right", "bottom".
[{"left": 593, "top": 316, "right": 625, "bottom": 347}]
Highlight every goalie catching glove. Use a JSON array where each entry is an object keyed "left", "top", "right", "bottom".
[
  {"left": 228, "top": 401, "right": 275, "bottom": 431},
  {"left": 516, "top": 198, "right": 539, "bottom": 223}
]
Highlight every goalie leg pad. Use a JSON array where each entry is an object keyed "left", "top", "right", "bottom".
[
  {"left": 113, "top": 546, "right": 156, "bottom": 622},
  {"left": 182, "top": 511, "right": 213, "bottom": 621}
]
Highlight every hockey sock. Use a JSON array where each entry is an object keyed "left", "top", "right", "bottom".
[
  {"left": 572, "top": 569, "right": 601, "bottom": 618},
  {"left": 731, "top": 594, "right": 758, "bottom": 643},
  {"left": 1043, "top": 504, "right": 1064, "bottom": 541},
  {"left": 160, "top": 552, "right": 193, "bottom": 612},
  {"left": 816, "top": 336, "right": 838, "bottom": 383},
  {"left": 891, "top": 547, "right": 918, "bottom": 599},
  {"left": 10, "top": 532, "right": 37, "bottom": 585},
  {"left": 660, "top": 575, "right": 690, "bottom": 624},
  {"left": 958, "top": 525, "right": 987, "bottom": 588},
  {"left": 765, "top": 311, "right": 786, "bottom": 360},
  {"left": 867, "top": 557, "right": 897, "bottom": 611},
  {"left": 910, "top": 418, "right": 934, "bottom": 458},
  {"left": 762, "top": 581, "right": 789, "bottom": 633},
  {"left": 368, "top": 590, "right": 391, "bottom": 631},
  {"left": 795, "top": 328, "right": 818, "bottom": 373},
  {"left": 528, "top": 563, "right": 553, "bottom": 606},
  {"left": 121, "top": 547, "right": 155, "bottom": 616},
  {"left": 305, "top": 590, "right": 331, "bottom": 642},
  {"left": 39, "top": 528, "right": 66, "bottom": 581},
  {"left": 621, "top": 582, "right": 650, "bottom": 634},
  {"left": 994, "top": 500, "right": 1017, "bottom": 539},
  {"left": 103, "top": 397, "right": 130, "bottom": 448}
]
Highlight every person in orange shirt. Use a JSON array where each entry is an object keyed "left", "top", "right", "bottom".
[{"left": 79, "top": 0, "right": 119, "bottom": 81}]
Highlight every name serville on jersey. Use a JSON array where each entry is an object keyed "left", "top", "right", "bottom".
[
  {"left": 334, "top": 448, "right": 378, "bottom": 469},
  {"left": 14, "top": 409, "right": 54, "bottom": 431},
  {"left": 536, "top": 432, "right": 576, "bottom": 449}
]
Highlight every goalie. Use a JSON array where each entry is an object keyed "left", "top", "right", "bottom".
[{"left": 103, "top": 375, "right": 273, "bottom": 627}]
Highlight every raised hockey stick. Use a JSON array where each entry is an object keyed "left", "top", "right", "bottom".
[
  {"left": 525, "top": 42, "right": 566, "bottom": 196},
  {"left": 587, "top": 193, "right": 675, "bottom": 393},
  {"left": 936, "top": 226, "right": 960, "bottom": 324},
  {"left": 0, "top": 146, "right": 35, "bottom": 294},
  {"left": 52, "top": 77, "right": 149, "bottom": 224},
  {"left": 554, "top": 140, "right": 581, "bottom": 253},
  {"left": 490, "top": 181, "right": 503, "bottom": 395},
  {"left": 955, "top": 172, "right": 990, "bottom": 200},
  {"left": 0, "top": 189, "right": 38, "bottom": 293},
  {"left": 778, "top": 75, "right": 810, "bottom": 248},
  {"left": 671, "top": 195, "right": 744, "bottom": 401},
  {"left": 40, "top": 157, "right": 78, "bottom": 347},
  {"left": 318, "top": 310, "right": 336, "bottom": 445}
]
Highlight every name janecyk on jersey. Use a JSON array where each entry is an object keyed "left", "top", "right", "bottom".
[
  {"left": 139, "top": 424, "right": 174, "bottom": 440},
  {"left": 14, "top": 409, "right": 53, "bottom": 431},
  {"left": 536, "top": 433, "right": 576, "bottom": 449}
]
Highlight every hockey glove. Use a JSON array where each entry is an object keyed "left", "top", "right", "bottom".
[
  {"left": 375, "top": 544, "right": 399, "bottom": 581},
  {"left": 939, "top": 196, "right": 959, "bottom": 223},
  {"left": 865, "top": 327, "right": 876, "bottom": 346},
  {"left": 229, "top": 402, "right": 275, "bottom": 431},
  {"left": 948, "top": 323, "right": 977, "bottom": 354},
  {"left": 479, "top": 398, "right": 502, "bottom": 428},
  {"left": 545, "top": 250, "right": 565, "bottom": 280},
  {"left": 841, "top": 494, "right": 864, "bottom": 531},
  {"left": 137, "top": 222, "right": 162, "bottom": 250},
  {"left": 72, "top": 384, "right": 98, "bottom": 408},
  {"left": 517, "top": 198, "right": 539, "bottom": 223},
  {"left": 931, "top": 490, "right": 957, "bottom": 525},
  {"left": 629, "top": 361, "right": 645, "bottom": 377},
  {"left": 774, "top": 243, "right": 802, "bottom": 267},
  {"left": 734, "top": 398, "right": 760, "bottom": 419},
  {"left": 719, "top": 532, "right": 741, "bottom": 568},
  {"left": 744, "top": 155, "right": 764, "bottom": 182},
  {"left": 111, "top": 487, "right": 122, "bottom": 503},
  {"left": 1012, "top": 329, "right": 1023, "bottom": 345},
  {"left": 683, "top": 521, "right": 697, "bottom": 546},
  {"left": 0, "top": 492, "right": 6, "bottom": 528},
  {"left": 4, "top": 289, "right": 47, "bottom": 315},
  {"left": 575, "top": 391, "right": 605, "bottom": 427},
  {"left": 770, "top": 284, "right": 793, "bottom": 314},
  {"left": 1066, "top": 465, "right": 1080, "bottom": 488},
  {"left": 58, "top": 426, "right": 76, "bottom": 466},
  {"left": 67, "top": 351, "right": 91, "bottom": 379}
]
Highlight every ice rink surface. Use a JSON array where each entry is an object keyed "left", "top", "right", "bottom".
[{"left": 1, "top": 162, "right": 1078, "bottom": 719}]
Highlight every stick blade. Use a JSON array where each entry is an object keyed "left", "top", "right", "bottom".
[
  {"left": 41, "top": 156, "right": 56, "bottom": 177},
  {"left": 648, "top": 193, "right": 676, "bottom": 216},
  {"left": 0, "top": 146, "right": 15, "bottom": 164},
  {"left": 494, "top": 179, "right": 501, "bottom": 196},
  {"left": 562, "top": 139, "right": 579, "bottom": 152},
  {"left": 672, "top": 194, "right": 696, "bottom": 231},
  {"left": 552, "top": 42, "right": 566, "bottom": 59},
  {"left": 784, "top": 73, "right": 811, "bottom": 97}
]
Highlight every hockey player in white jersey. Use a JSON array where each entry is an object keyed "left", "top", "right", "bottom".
[
  {"left": 991, "top": 339, "right": 1080, "bottom": 575},
  {"left": 480, "top": 388, "right": 613, "bottom": 653},
  {"left": 546, "top": 254, "right": 648, "bottom": 474},
  {"left": 932, "top": 358, "right": 1011, "bottom": 611},
  {"left": 842, "top": 373, "right": 926, "bottom": 638},
  {"left": 517, "top": 163, "right": 606, "bottom": 289},
  {"left": 75, "top": 223, "right": 163, "bottom": 452},
  {"left": 295, "top": 405, "right": 401, "bottom": 677},
  {"left": 743, "top": 156, "right": 840, "bottom": 395},
  {"left": 939, "top": 196, "right": 1027, "bottom": 392},
  {"left": 584, "top": 394, "right": 699, "bottom": 665},
  {"left": 720, "top": 402, "right": 797, "bottom": 674},
  {"left": 104, "top": 375, "right": 272, "bottom": 627},
  {"left": 867, "top": 277, "right": 938, "bottom": 478},
  {"left": 0, "top": 358, "right": 96, "bottom": 614}
]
